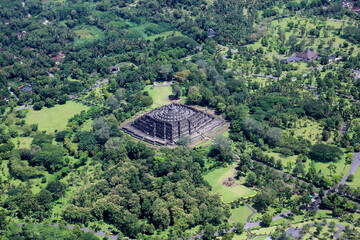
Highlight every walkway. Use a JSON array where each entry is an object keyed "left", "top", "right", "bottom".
[
  {"left": 243, "top": 201, "right": 257, "bottom": 223},
  {"left": 338, "top": 152, "right": 360, "bottom": 186},
  {"left": 16, "top": 105, "right": 33, "bottom": 111}
]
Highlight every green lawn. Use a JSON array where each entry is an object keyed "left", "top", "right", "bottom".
[
  {"left": 232, "top": 232, "right": 248, "bottom": 240},
  {"left": 73, "top": 25, "right": 104, "bottom": 44},
  {"left": 143, "top": 85, "right": 172, "bottom": 109},
  {"left": 25, "top": 101, "right": 89, "bottom": 133},
  {"left": 203, "top": 165, "right": 257, "bottom": 203},
  {"left": 145, "top": 31, "right": 183, "bottom": 41},
  {"left": 312, "top": 155, "right": 350, "bottom": 179},
  {"left": 348, "top": 166, "right": 360, "bottom": 186},
  {"left": 230, "top": 205, "right": 253, "bottom": 223}
]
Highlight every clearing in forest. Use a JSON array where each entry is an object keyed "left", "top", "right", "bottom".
[
  {"left": 25, "top": 101, "right": 89, "bottom": 132},
  {"left": 203, "top": 165, "right": 256, "bottom": 203},
  {"left": 74, "top": 25, "right": 104, "bottom": 43},
  {"left": 143, "top": 85, "right": 172, "bottom": 109}
]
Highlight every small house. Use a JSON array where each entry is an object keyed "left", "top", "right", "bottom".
[{"left": 4, "top": 20, "right": 10, "bottom": 25}]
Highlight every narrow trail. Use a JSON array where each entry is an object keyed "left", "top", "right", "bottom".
[{"left": 243, "top": 201, "right": 257, "bottom": 223}]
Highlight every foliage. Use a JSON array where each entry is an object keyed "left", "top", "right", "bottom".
[{"left": 309, "top": 144, "right": 343, "bottom": 162}]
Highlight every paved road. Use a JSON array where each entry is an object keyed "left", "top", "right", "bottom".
[
  {"left": 244, "top": 211, "right": 292, "bottom": 229},
  {"left": 16, "top": 105, "right": 33, "bottom": 111},
  {"left": 339, "top": 152, "right": 360, "bottom": 185},
  {"left": 327, "top": 18, "right": 358, "bottom": 26}
]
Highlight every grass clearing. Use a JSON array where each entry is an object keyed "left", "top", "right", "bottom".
[
  {"left": 230, "top": 205, "right": 253, "bottom": 223},
  {"left": 203, "top": 165, "right": 256, "bottom": 203},
  {"left": 348, "top": 166, "right": 360, "bottom": 186},
  {"left": 74, "top": 25, "right": 104, "bottom": 43},
  {"left": 25, "top": 101, "right": 89, "bottom": 133},
  {"left": 232, "top": 232, "right": 248, "bottom": 240},
  {"left": 143, "top": 85, "right": 172, "bottom": 109}
]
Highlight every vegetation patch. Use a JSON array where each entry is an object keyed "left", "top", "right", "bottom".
[
  {"left": 203, "top": 165, "right": 256, "bottom": 203},
  {"left": 230, "top": 205, "right": 253, "bottom": 223},
  {"left": 25, "top": 101, "right": 89, "bottom": 132},
  {"left": 143, "top": 85, "right": 172, "bottom": 109},
  {"left": 74, "top": 25, "right": 104, "bottom": 43}
]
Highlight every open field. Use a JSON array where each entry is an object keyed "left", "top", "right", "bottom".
[
  {"left": 25, "top": 101, "right": 89, "bottom": 133},
  {"left": 143, "top": 85, "right": 172, "bottom": 109},
  {"left": 266, "top": 149, "right": 350, "bottom": 179},
  {"left": 74, "top": 25, "right": 104, "bottom": 43},
  {"left": 290, "top": 118, "right": 329, "bottom": 144},
  {"left": 230, "top": 205, "right": 253, "bottom": 223},
  {"left": 203, "top": 165, "right": 256, "bottom": 203},
  {"left": 232, "top": 232, "right": 248, "bottom": 240}
]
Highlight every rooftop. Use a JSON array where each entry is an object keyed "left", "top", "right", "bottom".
[{"left": 295, "top": 48, "right": 319, "bottom": 60}]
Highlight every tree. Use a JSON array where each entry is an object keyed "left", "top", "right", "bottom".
[
  {"left": 45, "top": 98, "right": 55, "bottom": 108},
  {"left": 245, "top": 171, "right": 257, "bottom": 187},
  {"left": 172, "top": 83, "right": 181, "bottom": 99},
  {"left": 347, "top": 174, "right": 354, "bottom": 182},
  {"left": 46, "top": 181, "right": 66, "bottom": 200},
  {"left": 209, "top": 135, "right": 233, "bottom": 163},
  {"left": 203, "top": 224, "right": 215, "bottom": 240},
  {"left": 327, "top": 164, "right": 337, "bottom": 177},
  {"left": 242, "top": 117, "right": 264, "bottom": 140},
  {"left": 265, "top": 128, "right": 282, "bottom": 147},
  {"left": 292, "top": 162, "right": 306, "bottom": 178},
  {"left": 309, "top": 144, "right": 343, "bottom": 162},
  {"left": 234, "top": 222, "right": 244, "bottom": 234},
  {"left": 159, "top": 64, "right": 173, "bottom": 80},
  {"left": 30, "top": 124, "right": 38, "bottom": 132},
  {"left": 262, "top": 212, "right": 272, "bottom": 227},
  {"left": 33, "top": 101, "right": 45, "bottom": 111},
  {"left": 187, "top": 86, "right": 202, "bottom": 104},
  {"left": 0, "top": 208, "right": 8, "bottom": 231},
  {"left": 174, "top": 70, "right": 190, "bottom": 82},
  {"left": 320, "top": 55, "right": 329, "bottom": 65}
]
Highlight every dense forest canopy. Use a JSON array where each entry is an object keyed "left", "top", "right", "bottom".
[{"left": 1, "top": 0, "right": 360, "bottom": 239}]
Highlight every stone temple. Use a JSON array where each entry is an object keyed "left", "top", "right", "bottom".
[{"left": 122, "top": 103, "right": 227, "bottom": 147}]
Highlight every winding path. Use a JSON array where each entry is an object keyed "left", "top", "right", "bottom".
[
  {"left": 243, "top": 201, "right": 257, "bottom": 223},
  {"left": 339, "top": 152, "right": 360, "bottom": 186}
]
